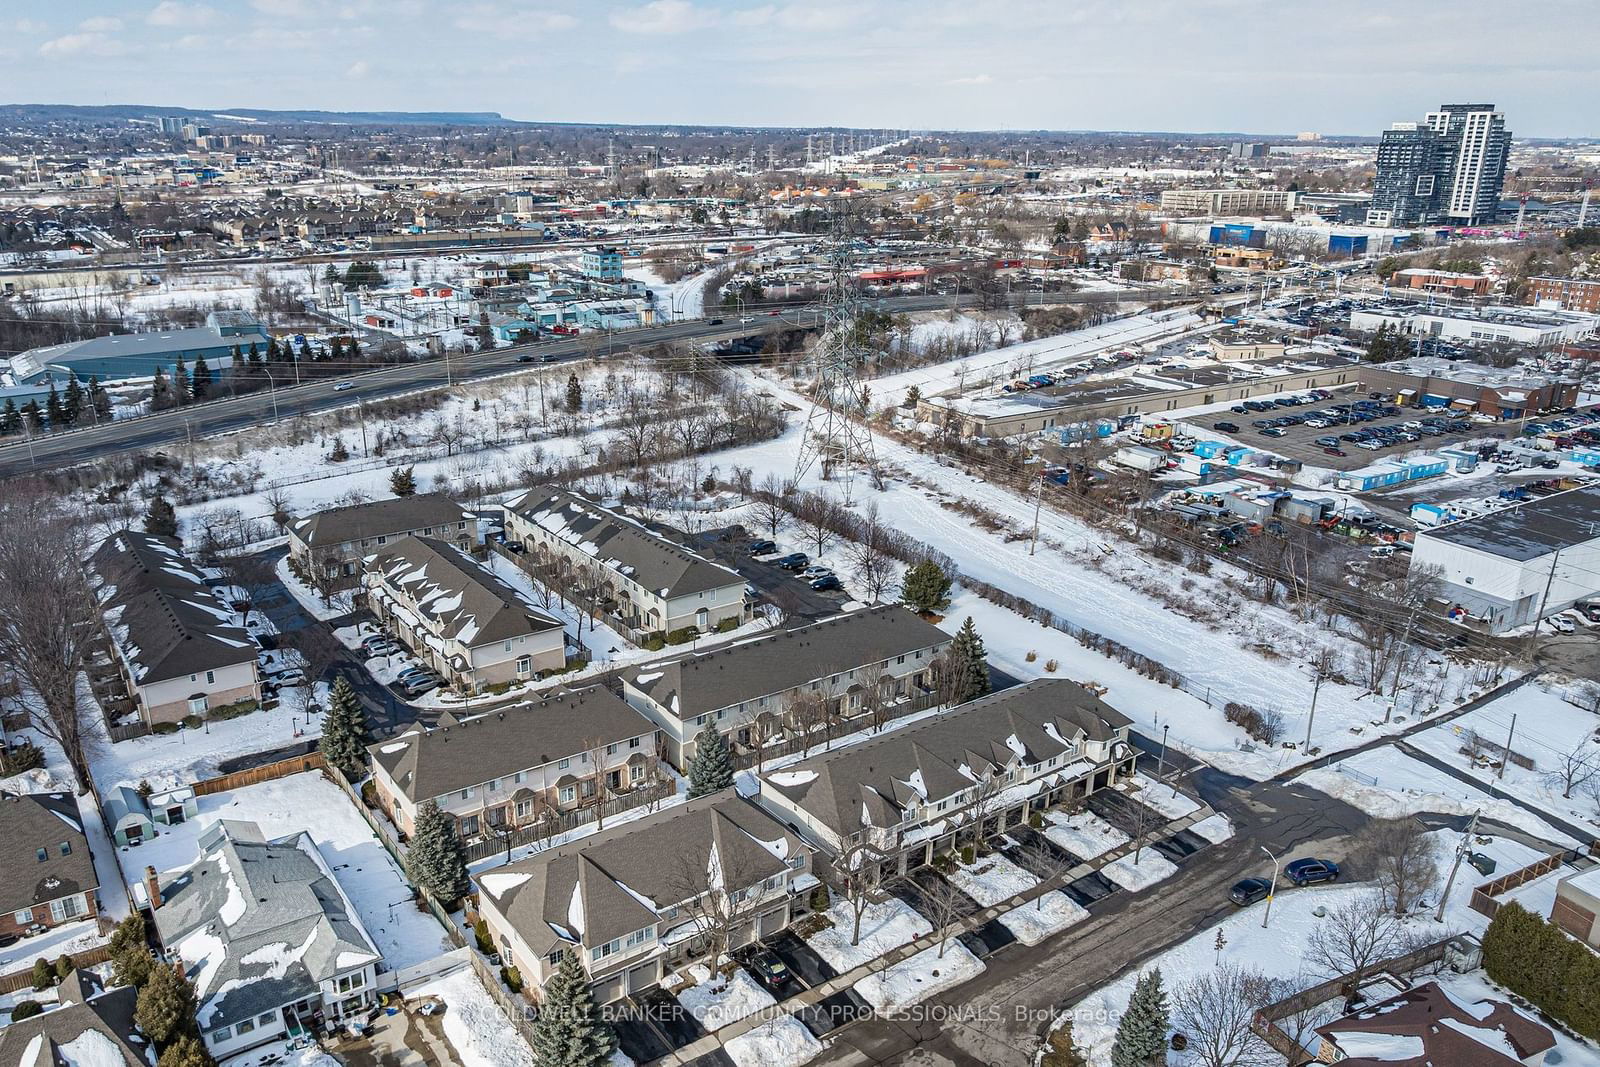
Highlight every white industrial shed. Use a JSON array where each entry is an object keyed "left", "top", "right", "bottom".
[{"left": 1411, "top": 484, "right": 1600, "bottom": 634}]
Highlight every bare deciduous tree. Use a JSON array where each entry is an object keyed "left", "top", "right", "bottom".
[
  {"left": 916, "top": 873, "right": 967, "bottom": 959},
  {"left": 1171, "top": 964, "right": 1279, "bottom": 1067},
  {"left": 1305, "top": 892, "right": 1407, "bottom": 1010},
  {"left": 1358, "top": 818, "right": 1440, "bottom": 916},
  {"left": 845, "top": 501, "right": 896, "bottom": 603},
  {"left": 1545, "top": 740, "right": 1600, "bottom": 800},
  {"left": 783, "top": 689, "right": 831, "bottom": 757}
]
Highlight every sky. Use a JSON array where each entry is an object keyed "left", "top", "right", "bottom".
[{"left": 2, "top": 1, "right": 1597, "bottom": 137}]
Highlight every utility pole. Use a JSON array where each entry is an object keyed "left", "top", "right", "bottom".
[
  {"left": 1498, "top": 713, "right": 1517, "bottom": 780},
  {"left": 1029, "top": 471, "right": 1043, "bottom": 555},
  {"left": 1525, "top": 546, "right": 1563, "bottom": 664},
  {"left": 1435, "top": 809, "right": 1480, "bottom": 922}
]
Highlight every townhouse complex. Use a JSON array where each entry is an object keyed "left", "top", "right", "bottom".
[{"left": 288, "top": 493, "right": 478, "bottom": 590}]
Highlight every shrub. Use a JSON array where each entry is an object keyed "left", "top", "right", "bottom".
[
  {"left": 206, "top": 699, "right": 258, "bottom": 721},
  {"left": 0, "top": 741, "right": 45, "bottom": 775},
  {"left": 179, "top": 715, "right": 204, "bottom": 730},
  {"left": 1484, "top": 902, "right": 1600, "bottom": 1040},
  {"left": 360, "top": 780, "right": 379, "bottom": 808},
  {"left": 31, "top": 959, "right": 53, "bottom": 991},
  {"left": 501, "top": 966, "right": 522, "bottom": 993},
  {"left": 1224, "top": 702, "right": 1283, "bottom": 745},
  {"left": 643, "top": 635, "right": 666, "bottom": 651},
  {"left": 151, "top": 722, "right": 180, "bottom": 735},
  {"left": 665, "top": 627, "right": 699, "bottom": 645},
  {"left": 1028, "top": 812, "right": 1044, "bottom": 829},
  {"left": 9, "top": 1000, "right": 42, "bottom": 1021},
  {"left": 474, "top": 919, "right": 494, "bottom": 954},
  {"left": 716, "top": 617, "right": 740, "bottom": 633},
  {"left": 960, "top": 845, "right": 976, "bottom": 865},
  {"left": 1024, "top": 650, "right": 1038, "bottom": 663},
  {"left": 53, "top": 954, "right": 73, "bottom": 980},
  {"left": 809, "top": 885, "right": 831, "bottom": 911}
]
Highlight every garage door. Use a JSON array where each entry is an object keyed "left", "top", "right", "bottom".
[
  {"left": 592, "top": 972, "right": 626, "bottom": 1005},
  {"left": 626, "top": 961, "right": 658, "bottom": 995},
  {"left": 758, "top": 909, "right": 786, "bottom": 939}
]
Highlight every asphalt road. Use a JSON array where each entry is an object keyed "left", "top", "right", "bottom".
[{"left": 0, "top": 289, "right": 1170, "bottom": 478}]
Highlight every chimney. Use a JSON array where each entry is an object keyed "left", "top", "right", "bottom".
[{"left": 144, "top": 866, "right": 162, "bottom": 910}]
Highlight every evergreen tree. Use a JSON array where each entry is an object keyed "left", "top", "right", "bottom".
[
  {"left": 1562, "top": 938, "right": 1600, "bottom": 1040},
  {"left": 0, "top": 398, "right": 20, "bottom": 436},
  {"left": 267, "top": 337, "right": 284, "bottom": 363},
  {"left": 110, "top": 915, "right": 154, "bottom": 988},
  {"left": 151, "top": 366, "right": 171, "bottom": 410},
  {"left": 318, "top": 676, "right": 367, "bottom": 782},
  {"left": 30, "top": 959, "right": 53, "bottom": 991},
  {"left": 89, "top": 376, "right": 111, "bottom": 419},
  {"left": 247, "top": 341, "right": 261, "bottom": 367},
  {"left": 1482, "top": 902, "right": 1543, "bottom": 999},
  {"left": 406, "top": 799, "right": 469, "bottom": 902},
  {"left": 144, "top": 496, "right": 179, "bottom": 538},
  {"left": 323, "top": 263, "right": 341, "bottom": 284},
  {"left": 62, "top": 376, "right": 84, "bottom": 426},
  {"left": 22, "top": 400, "right": 43, "bottom": 431},
  {"left": 900, "top": 559, "right": 952, "bottom": 615},
  {"left": 476, "top": 311, "right": 496, "bottom": 351},
  {"left": 191, "top": 356, "right": 212, "bottom": 400},
  {"left": 904, "top": 384, "right": 921, "bottom": 407},
  {"left": 156, "top": 1034, "right": 215, "bottom": 1067},
  {"left": 686, "top": 725, "right": 734, "bottom": 799},
  {"left": 45, "top": 382, "right": 64, "bottom": 428},
  {"left": 527, "top": 951, "right": 618, "bottom": 1067},
  {"left": 1110, "top": 968, "right": 1169, "bottom": 1067},
  {"left": 565, "top": 372, "right": 583, "bottom": 414},
  {"left": 947, "top": 616, "right": 990, "bottom": 705},
  {"left": 389, "top": 466, "right": 418, "bottom": 497},
  {"left": 347, "top": 336, "right": 362, "bottom": 361},
  {"left": 172, "top": 358, "right": 190, "bottom": 406},
  {"left": 134, "top": 962, "right": 197, "bottom": 1046},
  {"left": 329, "top": 337, "right": 346, "bottom": 364}
]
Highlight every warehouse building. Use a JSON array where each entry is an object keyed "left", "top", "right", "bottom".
[
  {"left": 1159, "top": 189, "right": 1296, "bottom": 216},
  {"left": 8, "top": 311, "right": 269, "bottom": 386},
  {"left": 1410, "top": 484, "right": 1600, "bottom": 633},
  {"left": 1357, "top": 357, "right": 1578, "bottom": 419},
  {"left": 1349, "top": 303, "right": 1598, "bottom": 347}
]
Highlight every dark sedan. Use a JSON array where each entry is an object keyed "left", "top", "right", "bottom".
[{"left": 1229, "top": 877, "right": 1272, "bottom": 906}]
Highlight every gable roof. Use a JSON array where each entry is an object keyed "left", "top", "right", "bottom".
[
  {"left": 623, "top": 606, "right": 949, "bottom": 720},
  {"left": 290, "top": 493, "right": 470, "bottom": 549},
  {"left": 368, "top": 685, "right": 655, "bottom": 803},
  {"left": 480, "top": 793, "right": 803, "bottom": 956},
  {"left": 0, "top": 792, "right": 98, "bottom": 916},
  {"left": 1315, "top": 981, "right": 1556, "bottom": 1067},
  {"left": 364, "top": 536, "right": 562, "bottom": 650},
  {"left": 0, "top": 979, "right": 146, "bottom": 1067},
  {"left": 505, "top": 485, "right": 741, "bottom": 599},
  {"left": 761, "top": 679, "right": 1133, "bottom": 836},
  {"left": 152, "top": 822, "right": 381, "bottom": 1036}
]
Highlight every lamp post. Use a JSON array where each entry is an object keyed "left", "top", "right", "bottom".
[
  {"left": 1260, "top": 845, "right": 1282, "bottom": 929},
  {"left": 262, "top": 365, "right": 281, "bottom": 422}
]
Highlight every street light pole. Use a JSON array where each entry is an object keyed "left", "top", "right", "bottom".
[
  {"left": 262, "top": 365, "right": 280, "bottom": 422},
  {"left": 1260, "top": 845, "right": 1282, "bottom": 928}
]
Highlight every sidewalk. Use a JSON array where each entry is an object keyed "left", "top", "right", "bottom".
[{"left": 644, "top": 801, "right": 1219, "bottom": 1066}]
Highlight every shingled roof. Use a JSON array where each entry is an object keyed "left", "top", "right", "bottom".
[
  {"left": 478, "top": 793, "right": 803, "bottom": 957},
  {"left": 623, "top": 605, "right": 949, "bottom": 720},
  {"left": 506, "top": 485, "right": 741, "bottom": 599},
  {"left": 153, "top": 821, "right": 381, "bottom": 1036},
  {"left": 0, "top": 973, "right": 146, "bottom": 1067},
  {"left": 290, "top": 492, "right": 469, "bottom": 549},
  {"left": 0, "top": 791, "right": 98, "bottom": 918},
  {"left": 760, "top": 679, "right": 1133, "bottom": 836},
  {"left": 365, "top": 535, "right": 562, "bottom": 650},
  {"left": 368, "top": 685, "right": 656, "bottom": 803},
  {"left": 1315, "top": 981, "right": 1556, "bottom": 1067}
]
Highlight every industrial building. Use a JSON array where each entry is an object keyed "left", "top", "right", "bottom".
[
  {"left": 1357, "top": 357, "right": 1578, "bottom": 418},
  {"left": 1410, "top": 484, "right": 1600, "bottom": 633},
  {"left": 7, "top": 311, "right": 269, "bottom": 387},
  {"left": 1159, "top": 188, "right": 1296, "bottom": 216},
  {"left": 1391, "top": 268, "right": 1493, "bottom": 297},
  {"left": 1349, "top": 304, "right": 1598, "bottom": 347}
]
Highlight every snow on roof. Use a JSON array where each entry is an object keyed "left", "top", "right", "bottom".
[
  {"left": 767, "top": 771, "right": 818, "bottom": 788},
  {"left": 1330, "top": 1032, "right": 1425, "bottom": 1060},
  {"left": 479, "top": 872, "right": 532, "bottom": 898},
  {"left": 57, "top": 1029, "right": 128, "bottom": 1067}
]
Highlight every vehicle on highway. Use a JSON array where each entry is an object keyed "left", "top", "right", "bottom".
[
  {"left": 1284, "top": 858, "right": 1340, "bottom": 886},
  {"left": 810, "top": 574, "right": 842, "bottom": 591},
  {"left": 747, "top": 539, "right": 776, "bottom": 555},
  {"left": 333, "top": 381, "right": 354, "bottom": 391},
  {"left": 1229, "top": 877, "right": 1272, "bottom": 906},
  {"left": 772, "top": 553, "right": 809, "bottom": 570},
  {"left": 707, "top": 318, "right": 725, "bottom": 325},
  {"left": 516, "top": 355, "right": 537, "bottom": 363}
]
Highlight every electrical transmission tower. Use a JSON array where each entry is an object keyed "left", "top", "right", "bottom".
[{"left": 793, "top": 212, "right": 879, "bottom": 498}]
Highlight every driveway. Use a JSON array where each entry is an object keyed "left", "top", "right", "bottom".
[{"left": 335, "top": 1006, "right": 458, "bottom": 1067}]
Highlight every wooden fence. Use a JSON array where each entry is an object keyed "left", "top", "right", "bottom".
[
  {"left": 468, "top": 946, "right": 541, "bottom": 1044},
  {"left": 192, "top": 750, "right": 327, "bottom": 796},
  {"left": 0, "top": 942, "right": 114, "bottom": 994},
  {"left": 1469, "top": 849, "right": 1577, "bottom": 919}
]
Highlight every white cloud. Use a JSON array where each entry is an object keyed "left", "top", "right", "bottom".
[
  {"left": 13, "top": 18, "right": 49, "bottom": 34},
  {"left": 608, "top": 0, "right": 717, "bottom": 35},
  {"left": 948, "top": 73, "right": 993, "bottom": 85},
  {"left": 79, "top": 16, "right": 123, "bottom": 32},
  {"left": 39, "top": 32, "right": 128, "bottom": 57},
  {"left": 346, "top": 59, "right": 371, "bottom": 78},
  {"left": 148, "top": 2, "right": 218, "bottom": 26},
  {"left": 251, "top": 0, "right": 312, "bottom": 15},
  {"left": 452, "top": 3, "right": 576, "bottom": 32}
]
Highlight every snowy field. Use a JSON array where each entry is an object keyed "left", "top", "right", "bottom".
[
  {"left": 110, "top": 772, "right": 451, "bottom": 970},
  {"left": 88, "top": 702, "right": 323, "bottom": 793}
]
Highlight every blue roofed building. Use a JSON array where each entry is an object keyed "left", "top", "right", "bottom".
[{"left": 8, "top": 311, "right": 269, "bottom": 387}]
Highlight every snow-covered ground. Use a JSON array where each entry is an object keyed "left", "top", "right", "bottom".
[
  {"left": 0, "top": 917, "right": 108, "bottom": 981},
  {"left": 1123, "top": 774, "right": 1201, "bottom": 820},
  {"left": 1188, "top": 813, "right": 1236, "bottom": 844},
  {"left": 670, "top": 964, "right": 825, "bottom": 1067},
  {"left": 855, "top": 939, "right": 985, "bottom": 1014},
  {"left": 723, "top": 1016, "right": 823, "bottom": 1067},
  {"left": 110, "top": 772, "right": 451, "bottom": 970},
  {"left": 410, "top": 969, "right": 535, "bottom": 1067},
  {"left": 997, "top": 893, "right": 1090, "bottom": 946},
  {"left": 805, "top": 896, "right": 985, "bottom": 1012},
  {"left": 1099, "top": 850, "right": 1179, "bottom": 892},
  {"left": 945, "top": 853, "right": 1091, "bottom": 945},
  {"left": 88, "top": 701, "right": 322, "bottom": 793},
  {"left": 1043, "top": 810, "right": 1129, "bottom": 861}
]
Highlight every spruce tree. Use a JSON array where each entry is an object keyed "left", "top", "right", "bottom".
[
  {"left": 144, "top": 496, "right": 179, "bottom": 538},
  {"left": 172, "top": 358, "right": 190, "bottom": 406},
  {"left": 134, "top": 962, "right": 197, "bottom": 1046},
  {"left": 90, "top": 376, "right": 111, "bottom": 419},
  {"left": 686, "top": 725, "right": 735, "bottom": 799},
  {"left": 900, "top": 559, "right": 952, "bottom": 615},
  {"left": 389, "top": 466, "right": 418, "bottom": 497},
  {"left": 0, "top": 398, "right": 20, "bottom": 436},
  {"left": 318, "top": 676, "right": 367, "bottom": 782},
  {"left": 1110, "top": 968, "right": 1169, "bottom": 1067},
  {"left": 406, "top": 799, "right": 469, "bottom": 902},
  {"left": 156, "top": 1034, "right": 215, "bottom": 1067},
  {"left": 347, "top": 336, "right": 362, "bottom": 361},
  {"left": 528, "top": 951, "right": 618, "bottom": 1067},
  {"left": 62, "top": 376, "right": 84, "bottom": 425},
  {"left": 22, "top": 400, "right": 42, "bottom": 431},
  {"left": 151, "top": 367, "right": 171, "bottom": 409},
  {"left": 45, "top": 382, "right": 64, "bottom": 428},
  {"left": 565, "top": 372, "right": 583, "bottom": 414},
  {"left": 948, "top": 616, "right": 990, "bottom": 705},
  {"left": 191, "top": 357, "right": 212, "bottom": 400}
]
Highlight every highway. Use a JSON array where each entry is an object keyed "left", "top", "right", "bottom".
[{"left": 0, "top": 288, "right": 1171, "bottom": 477}]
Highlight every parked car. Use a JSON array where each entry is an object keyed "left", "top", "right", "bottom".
[
  {"left": 1284, "top": 858, "right": 1340, "bottom": 886},
  {"left": 400, "top": 676, "right": 439, "bottom": 697},
  {"left": 1229, "top": 877, "right": 1272, "bottom": 906},
  {"left": 268, "top": 668, "right": 307, "bottom": 688},
  {"left": 810, "top": 574, "right": 843, "bottom": 591},
  {"left": 1545, "top": 614, "right": 1577, "bottom": 635},
  {"left": 746, "top": 949, "right": 791, "bottom": 988},
  {"left": 746, "top": 539, "right": 777, "bottom": 555},
  {"left": 773, "top": 553, "right": 809, "bottom": 570},
  {"left": 1212, "top": 421, "right": 1240, "bottom": 433},
  {"left": 1323, "top": 447, "right": 1347, "bottom": 457},
  {"left": 1258, "top": 427, "right": 1287, "bottom": 438},
  {"left": 799, "top": 565, "right": 833, "bottom": 580}
]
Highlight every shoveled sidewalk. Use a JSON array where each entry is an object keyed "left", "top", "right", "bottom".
[{"left": 644, "top": 800, "right": 1219, "bottom": 1066}]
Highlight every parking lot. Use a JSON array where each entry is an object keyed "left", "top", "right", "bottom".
[{"left": 1206, "top": 395, "right": 1505, "bottom": 471}]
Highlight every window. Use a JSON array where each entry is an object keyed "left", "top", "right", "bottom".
[
  {"left": 58, "top": 841, "right": 71, "bottom": 857},
  {"left": 559, "top": 786, "right": 576, "bottom": 804},
  {"left": 504, "top": 641, "right": 513, "bottom": 652},
  {"left": 35, "top": 847, "right": 47, "bottom": 863},
  {"left": 628, "top": 736, "right": 641, "bottom": 749},
  {"left": 513, "top": 771, "right": 526, "bottom": 785},
  {"left": 547, "top": 949, "right": 565, "bottom": 966},
  {"left": 340, "top": 997, "right": 364, "bottom": 1015},
  {"left": 606, "top": 742, "right": 618, "bottom": 755},
  {"left": 516, "top": 656, "right": 531, "bottom": 675},
  {"left": 558, "top": 758, "right": 570, "bottom": 770},
  {"left": 581, "top": 781, "right": 596, "bottom": 799},
  {"left": 515, "top": 800, "right": 535, "bottom": 819},
  {"left": 590, "top": 937, "right": 623, "bottom": 961},
  {"left": 13, "top": 908, "right": 31, "bottom": 924},
  {"left": 376, "top": 535, "right": 388, "bottom": 545},
  {"left": 235, "top": 1018, "right": 256, "bottom": 1036},
  {"left": 460, "top": 788, "right": 473, "bottom": 800},
  {"left": 624, "top": 926, "right": 655, "bottom": 948},
  {"left": 258, "top": 1013, "right": 276, "bottom": 1027},
  {"left": 896, "top": 655, "right": 906, "bottom": 665},
  {"left": 212, "top": 1027, "right": 232, "bottom": 1042},
  {"left": 487, "top": 779, "right": 499, "bottom": 793},
  {"left": 205, "top": 670, "right": 215, "bottom": 685},
  {"left": 335, "top": 972, "right": 364, "bottom": 993},
  {"left": 188, "top": 696, "right": 207, "bottom": 715},
  {"left": 630, "top": 764, "right": 644, "bottom": 783},
  {"left": 607, "top": 771, "right": 621, "bottom": 790},
  {"left": 460, "top": 815, "right": 479, "bottom": 836},
  {"left": 788, "top": 856, "right": 804, "bottom": 870}
]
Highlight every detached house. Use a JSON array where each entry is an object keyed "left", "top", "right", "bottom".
[
  {"left": 288, "top": 493, "right": 476, "bottom": 592},
  {"left": 621, "top": 605, "right": 952, "bottom": 767},
  {"left": 0, "top": 791, "right": 100, "bottom": 940},
  {"left": 89, "top": 532, "right": 260, "bottom": 727},
  {"left": 503, "top": 486, "right": 747, "bottom": 638},
  {"left": 0, "top": 970, "right": 147, "bottom": 1067},
  {"left": 363, "top": 536, "right": 566, "bottom": 691},
  {"left": 367, "top": 686, "right": 661, "bottom": 840},
  {"left": 1312, "top": 981, "right": 1555, "bottom": 1067},
  {"left": 151, "top": 821, "right": 382, "bottom": 1060},
  {"left": 476, "top": 793, "right": 812, "bottom": 1004},
  {"left": 754, "top": 679, "right": 1136, "bottom": 880}
]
